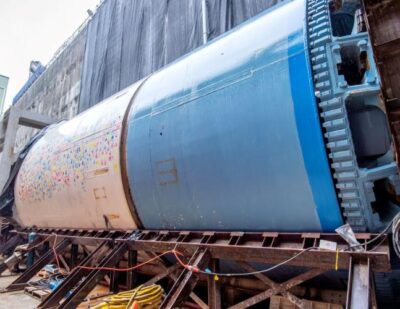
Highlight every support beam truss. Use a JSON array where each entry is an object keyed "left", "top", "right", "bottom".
[{"left": 2, "top": 228, "right": 390, "bottom": 308}]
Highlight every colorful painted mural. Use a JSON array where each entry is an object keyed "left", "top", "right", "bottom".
[
  {"left": 16, "top": 119, "right": 122, "bottom": 204},
  {"left": 14, "top": 82, "right": 143, "bottom": 229}
]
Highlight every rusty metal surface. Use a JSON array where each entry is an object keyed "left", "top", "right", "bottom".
[
  {"left": 13, "top": 228, "right": 392, "bottom": 272},
  {"left": 6, "top": 227, "right": 391, "bottom": 308},
  {"left": 346, "top": 258, "right": 371, "bottom": 309},
  {"left": 13, "top": 228, "right": 391, "bottom": 272},
  {"left": 57, "top": 243, "right": 128, "bottom": 309},
  {"left": 227, "top": 268, "right": 327, "bottom": 309},
  {"left": 14, "top": 228, "right": 128, "bottom": 246},
  {"left": 161, "top": 248, "right": 211, "bottom": 308},
  {"left": 2, "top": 238, "right": 70, "bottom": 292},
  {"left": 364, "top": 0, "right": 400, "bottom": 166},
  {"left": 208, "top": 259, "right": 222, "bottom": 309},
  {"left": 235, "top": 261, "right": 309, "bottom": 309},
  {"left": 126, "top": 250, "right": 138, "bottom": 289},
  {"left": 37, "top": 240, "right": 112, "bottom": 308},
  {"left": 143, "top": 251, "right": 208, "bottom": 308},
  {"left": 135, "top": 262, "right": 347, "bottom": 303},
  {"left": 123, "top": 230, "right": 391, "bottom": 272}
]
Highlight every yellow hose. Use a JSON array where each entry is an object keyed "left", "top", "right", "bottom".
[{"left": 90, "top": 284, "right": 164, "bottom": 309}]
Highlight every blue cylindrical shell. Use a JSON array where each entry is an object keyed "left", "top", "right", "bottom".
[{"left": 124, "top": 0, "right": 343, "bottom": 231}]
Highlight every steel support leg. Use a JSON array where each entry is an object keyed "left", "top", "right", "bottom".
[
  {"left": 126, "top": 249, "right": 137, "bottom": 290},
  {"left": 346, "top": 258, "right": 371, "bottom": 309},
  {"left": 370, "top": 272, "right": 378, "bottom": 309},
  {"left": 208, "top": 259, "right": 221, "bottom": 309},
  {"left": 58, "top": 242, "right": 128, "bottom": 309},
  {"left": 143, "top": 251, "right": 208, "bottom": 308},
  {"left": 70, "top": 244, "right": 79, "bottom": 269},
  {"left": 38, "top": 241, "right": 112, "bottom": 309},
  {"left": 110, "top": 262, "right": 120, "bottom": 293},
  {"left": 2, "top": 238, "right": 70, "bottom": 292},
  {"left": 27, "top": 232, "right": 37, "bottom": 267},
  {"left": 161, "top": 248, "right": 210, "bottom": 308}
]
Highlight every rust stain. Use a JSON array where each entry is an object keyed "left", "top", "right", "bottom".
[
  {"left": 105, "top": 214, "right": 120, "bottom": 220},
  {"left": 86, "top": 167, "right": 110, "bottom": 179},
  {"left": 94, "top": 167, "right": 109, "bottom": 176}
]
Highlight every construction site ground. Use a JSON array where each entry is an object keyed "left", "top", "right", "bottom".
[{"left": 0, "top": 271, "right": 39, "bottom": 308}]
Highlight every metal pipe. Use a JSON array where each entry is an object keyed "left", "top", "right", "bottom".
[
  {"left": 27, "top": 232, "right": 36, "bottom": 267},
  {"left": 201, "top": 0, "right": 208, "bottom": 44}
]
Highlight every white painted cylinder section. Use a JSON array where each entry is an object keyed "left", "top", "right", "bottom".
[{"left": 13, "top": 82, "right": 143, "bottom": 229}]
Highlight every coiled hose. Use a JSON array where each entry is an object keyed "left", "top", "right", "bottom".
[{"left": 91, "top": 284, "right": 164, "bottom": 309}]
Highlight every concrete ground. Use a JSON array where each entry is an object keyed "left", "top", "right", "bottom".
[
  {"left": 0, "top": 270, "right": 110, "bottom": 309},
  {"left": 0, "top": 272, "right": 40, "bottom": 309}
]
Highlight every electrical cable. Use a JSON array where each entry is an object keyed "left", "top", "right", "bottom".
[
  {"left": 25, "top": 234, "right": 54, "bottom": 251},
  {"left": 347, "top": 216, "right": 395, "bottom": 249},
  {"left": 368, "top": 234, "right": 388, "bottom": 253},
  {"left": 12, "top": 233, "right": 56, "bottom": 257},
  {"left": 173, "top": 246, "right": 318, "bottom": 277},
  {"left": 346, "top": 213, "right": 400, "bottom": 256},
  {"left": 71, "top": 250, "right": 183, "bottom": 273}
]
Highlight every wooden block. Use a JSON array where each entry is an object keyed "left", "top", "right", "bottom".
[{"left": 24, "top": 286, "right": 51, "bottom": 301}]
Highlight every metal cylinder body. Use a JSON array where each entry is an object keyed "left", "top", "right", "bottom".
[
  {"left": 13, "top": 0, "right": 344, "bottom": 231},
  {"left": 14, "top": 83, "right": 143, "bottom": 229},
  {"left": 124, "top": 0, "right": 343, "bottom": 231}
]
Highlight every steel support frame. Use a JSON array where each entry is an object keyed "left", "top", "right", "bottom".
[
  {"left": 37, "top": 239, "right": 113, "bottom": 308},
  {"left": 6, "top": 228, "right": 391, "bottom": 308},
  {"left": 346, "top": 257, "right": 377, "bottom": 309},
  {"left": 126, "top": 249, "right": 137, "bottom": 289},
  {"left": 1, "top": 238, "right": 70, "bottom": 292},
  {"left": 141, "top": 251, "right": 208, "bottom": 308},
  {"left": 57, "top": 242, "right": 128, "bottom": 309},
  {"left": 208, "top": 259, "right": 221, "bottom": 309}
]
